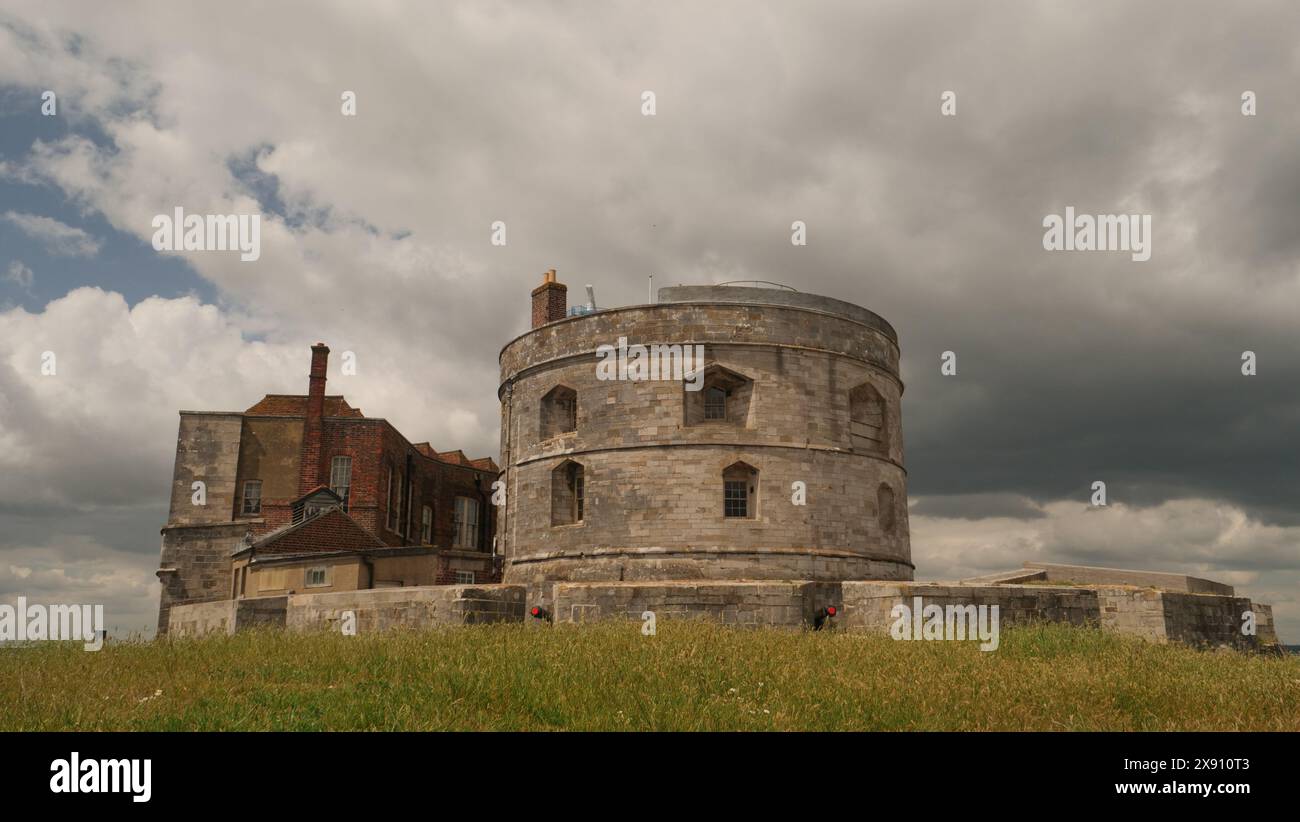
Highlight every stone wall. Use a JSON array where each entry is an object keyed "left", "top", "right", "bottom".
[
  {"left": 551, "top": 580, "right": 839, "bottom": 627},
  {"left": 1159, "top": 591, "right": 1257, "bottom": 650},
  {"left": 157, "top": 521, "right": 247, "bottom": 634},
  {"left": 167, "top": 596, "right": 288, "bottom": 637},
  {"left": 284, "top": 585, "right": 526, "bottom": 633},
  {"left": 167, "top": 599, "right": 236, "bottom": 637},
  {"left": 1024, "top": 562, "right": 1234, "bottom": 595},
  {"left": 166, "top": 578, "right": 1276, "bottom": 651},
  {"left": 839, "top": 581, "right": 1100, "bottom": 632}
]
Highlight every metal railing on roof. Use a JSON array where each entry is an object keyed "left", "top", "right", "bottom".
[{"left": 715, "top": 280, "right": 797, "bottom": 291}]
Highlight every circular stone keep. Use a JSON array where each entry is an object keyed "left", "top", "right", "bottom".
[{"left": 497, "top": 284, "right": 913, "bottom": 585}]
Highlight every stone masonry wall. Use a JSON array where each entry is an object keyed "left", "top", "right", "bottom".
[
  {"left": 551, "top": 580, "right": 840, "bottom": 627},
  {"left": 167, "top": 595, "right": 288, "bottom": 637},
  {"left": 839, "top": 581, "right": 1100, "bottom": 632},
  {"left": 499, "top": 295, "right": 912, "bottom": 586},
  {"left": 157, "top": 522, "right": 246, "bottom": 634},
  {"left": 284, "top": 585, "right": 526, "bottom": 634}
]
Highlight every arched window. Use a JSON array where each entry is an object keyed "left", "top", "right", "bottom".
[
  {"left": 849, "top": 382, "right": 888, "bottom": 454},
  {"left": 877, "top": 484, "right": 896, "bottom": 534},
  {"left": 551, "top": 460, "right": 585, "bottom": 526},
  {"left": 540, "top": 385, "right": 577, "bottom": 440},
  {"left": 723, "top": 462, "right": 758, "bottom": 519},
  {"left": 686, "top": 364, "right": 753, "bottom": 427}
]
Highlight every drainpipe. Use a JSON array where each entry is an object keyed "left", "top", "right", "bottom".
[{"left": 500, "top": 379, "right": 514, "bottom": 563}]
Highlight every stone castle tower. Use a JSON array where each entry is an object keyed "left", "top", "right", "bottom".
[{"left": 497, "top": 274, "right": 913, "bottom": 586}]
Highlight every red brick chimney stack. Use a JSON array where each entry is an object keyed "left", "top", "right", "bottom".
[
  {"left": 530, "top": 268, "right": 568, "bottom": 328},
  {"left": 299, "top": 343, "right": 329, "bottom": 494}
]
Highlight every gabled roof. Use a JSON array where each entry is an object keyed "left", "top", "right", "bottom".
[
  {"left": 248, "top": 507, "right": 384, "bottom": 556},
  {"left": 295, "top": 486, "right": 341, "bottom": 505},
  {"left": 245, "top": 394, "right": 365, "bottom": 417}
]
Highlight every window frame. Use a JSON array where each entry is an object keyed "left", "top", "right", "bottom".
[
  {"left": 305, "top": 566, "right": 328, "bottom": 588},
  {"left": 723, "top": 479, "right": 748, "bottom": 518},
  {"left": 241, "top": 479, "right": 263, "bottom": 515},
  {"left": 704, "top": 386, "right": 727, "bottom": 420},
  {"left": 453, "top": 496, "right": 480, "bottom": 549},
  {"left": 330, "top": 456, "right": 352, "bottom": 511}
]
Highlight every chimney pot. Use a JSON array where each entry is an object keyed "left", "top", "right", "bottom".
[{"left": 530, "top": 269, "right": 568, "bottom": 328}]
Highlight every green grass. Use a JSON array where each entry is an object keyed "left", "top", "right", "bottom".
[{"left": 2, "top": 622, "right": 1297, "bottom": 731}]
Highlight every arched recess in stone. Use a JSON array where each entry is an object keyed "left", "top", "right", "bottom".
[
  {"left": 551, "top": 459, "right": 585, "bottom": 526},
  {"left": 849, "top": 382, "right": 888, "bottom": 455},
  {"left": 877, "top": 483, "right": 896, "bottom": 534},
  {"left": 685, "top": 364, "right": 754, "bottom": 427},
  {"left": 540, "top": 385, "right": 577, "bottom": 440}
]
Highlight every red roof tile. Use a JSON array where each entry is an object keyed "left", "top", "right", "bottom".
[
  {"left": 245, "top": 395, "right": 364, "bottom": 417},
  {"left": 253, "top": 508, "right": 383, "bottom": 556}
]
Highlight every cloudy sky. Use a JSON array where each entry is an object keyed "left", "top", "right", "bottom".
[{"left": 1, "top": 1, "right": 1297, "bottom": 640}]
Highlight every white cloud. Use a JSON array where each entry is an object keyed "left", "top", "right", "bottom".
[
  {"left": 1, "top": 211, "right": 101, "bottom": 257},
  {"left": 5, "top": 260, "right": 33, "bottom": 291}
]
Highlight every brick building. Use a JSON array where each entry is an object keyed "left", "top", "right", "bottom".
[{"left": 155, "top": 344, "right": 498, "bottom": 633}]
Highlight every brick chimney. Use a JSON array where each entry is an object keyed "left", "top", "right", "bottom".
[
  {"left": 298, "top": 343, "right": 329, "bottom": 495},
  {"left": 530, "top": 269, "right": 568, "bottom": 328}
]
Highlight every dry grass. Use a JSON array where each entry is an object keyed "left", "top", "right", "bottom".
[{"left": 2, "top": 621, "right": 1297, "bottom": 731}]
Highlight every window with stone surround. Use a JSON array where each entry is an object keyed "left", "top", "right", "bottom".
[
  {"left": 421, "top": 505, "right": 433, "bottom": 544},
  {"left": 849, "top": 382, "right": 888, "bottom": 455},
  {"left": 722, "top": 462, "right": 757, "bottom": 519},
  {"left": 551, "top": 460, "right": 585, "bottom": 526},
  {"left": 685, "top": 364, "right": 753, "bottom": 427},
  {"left": 540, "top": 385, "right": 577, "bottom": 440}
]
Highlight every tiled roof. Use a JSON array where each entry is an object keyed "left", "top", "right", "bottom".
[
  {"left": 244, "top": 394, "right": 364, "bottom": 417},
  {"left": 252, "top": 507, "right": 384, "bottom": 556}
]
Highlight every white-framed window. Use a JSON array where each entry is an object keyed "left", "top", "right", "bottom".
[
  {"left": 305, "top": 566, "right": 328, "bottom": 587},
  {"left": 454, "top": 570, "right": 475, "bottom": 585},
  {"left": 722, "top": 462, "right": 757, "bottom": 519},
  {"left": 453, "top": 497, "right": 480, "bottom": 549},
  {"left": 704, "top": 386, "right": 727, "bottom": 420},
  {"left": 421, "top": 505, "right": 433, "bottom": 544},
  {"left": 241, "top": 480, "right": 262, "bottom": 515},
  {"left": 330, "top": 456, "right": 352, "bottom": 510}
]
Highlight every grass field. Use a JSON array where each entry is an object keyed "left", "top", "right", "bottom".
[{"left": 2, "top": 622, "right": 1297, "bottom": 731}]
